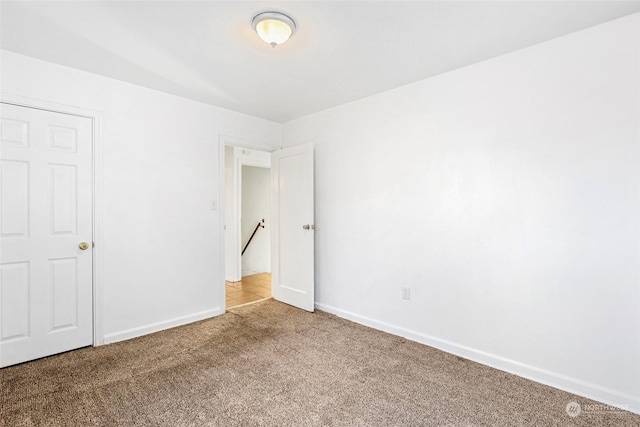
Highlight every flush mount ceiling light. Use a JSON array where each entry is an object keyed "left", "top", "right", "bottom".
[{"left": 252, "top": 11, "right": 297, "bottom": 48}]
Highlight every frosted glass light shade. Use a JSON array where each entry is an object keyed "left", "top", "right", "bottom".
[
  {"left": 256, "top": 19, "right": 292, "bottom": 46},
  {"left": 252, "top": 12, "right": 296, "bottom": 48}
]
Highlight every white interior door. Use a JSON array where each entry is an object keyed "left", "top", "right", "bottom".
[
  {"left": 0, "top": 103, "right": 93, "bottom": 367},
  {"left": 271, "top": 143, "right": 314, "bottom": 312}
]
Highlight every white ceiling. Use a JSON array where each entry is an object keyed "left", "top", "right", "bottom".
[{"left": 2, "top": 1, "right": 639, "bottom": 123}]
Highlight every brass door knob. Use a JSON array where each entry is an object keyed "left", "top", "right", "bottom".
[{"left": 78, "top": 242, "right": 90, "bottom": 250}]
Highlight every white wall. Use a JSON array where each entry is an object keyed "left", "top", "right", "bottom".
[
  {"left": 241, "top": 165, "right": 271, "bottom": 275},
  {"left": 283, "top": 14, "right": 640, "bottom": 413},
  {"left": 1, "top": 50, "right": 281, "bottom": 343}
]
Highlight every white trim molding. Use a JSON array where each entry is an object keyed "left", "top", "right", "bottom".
[
  {"left": 103, "top": 308, "right": 224, "bottom": 344},
  {"left": 218, "top": 134, "right": 281, "bottom": 152},
  {"left": 315, "top": 302, "right": 640, "bottom": 415}
]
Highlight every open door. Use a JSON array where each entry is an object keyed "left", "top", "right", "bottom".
[{"left": 271, "top": 143, "right": 314, "bottom": 312}]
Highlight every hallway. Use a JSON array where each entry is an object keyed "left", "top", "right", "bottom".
[{"left": 225, "top": 273, "right": 271, "bottom": 308}]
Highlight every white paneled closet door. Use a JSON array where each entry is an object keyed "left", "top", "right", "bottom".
[{"left": 0, "top": 103, "right": 93, "bottom": 367}]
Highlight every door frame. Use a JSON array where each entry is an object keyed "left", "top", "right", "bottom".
[
  {"left": 0, "top": 92, "right": 105, "bottom": 346},
  {"left": 218, "top": 135, "right": 279, "bottom": 306}
]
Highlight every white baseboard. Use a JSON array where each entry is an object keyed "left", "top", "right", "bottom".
[
  {"left": 102, "top": 307, "right": 225, "bottom": 345},
  {"left": 315, "top": 302, "right": 640, "bottom": 415}
]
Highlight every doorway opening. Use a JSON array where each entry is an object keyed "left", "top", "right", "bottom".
[{"left": 223, "top": 145, "right": 272, "bottom": 309}]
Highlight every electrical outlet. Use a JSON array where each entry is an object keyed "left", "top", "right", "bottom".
[{"left": 402, "top": 287, "right": 410, "bottom": 300}]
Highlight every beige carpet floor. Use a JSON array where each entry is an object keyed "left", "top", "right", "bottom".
[{"left": 1, "top": 299, "right": 639, "bottom": 426}]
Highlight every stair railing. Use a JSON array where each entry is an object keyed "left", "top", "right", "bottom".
[{"left": 242, "top": 219, "right": 265, "bottom": 256}]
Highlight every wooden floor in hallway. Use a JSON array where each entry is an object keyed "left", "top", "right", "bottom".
[{"left": 226, "top": 273, "right": 271, "bottom": 309}]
